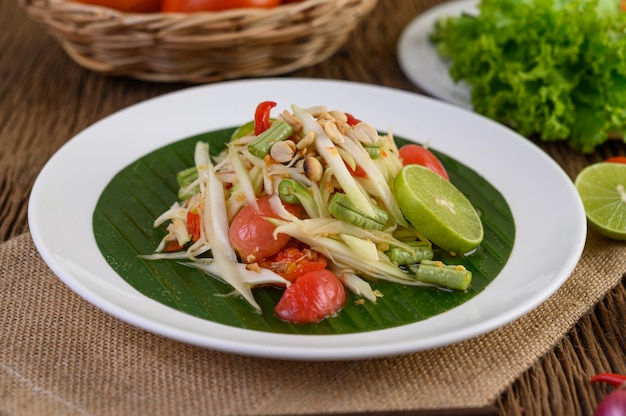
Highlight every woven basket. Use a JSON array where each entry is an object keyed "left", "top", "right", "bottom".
[{"left": 19, "top": 0, "right": 378, "bottom": 83}]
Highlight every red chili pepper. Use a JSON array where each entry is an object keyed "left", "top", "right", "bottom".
[
  {"left": 254, "top": 101, "right": 277, "bottom": 135},
  {"left": 187, "top": 210, "right": 202, "bottom": 243},
  {"left": 345, "top": 112, "right": 361, "bottom": 127},
  {"left": 344, "top": 160, "right": 368, "bottom": 178},
  {"left": 606, "top": 156, "right": 626, "bottom": 164},
  {"left": 591, "top": 373, "right": 626, "bottom": 387}
]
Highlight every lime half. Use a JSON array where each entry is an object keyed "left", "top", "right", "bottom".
[
  {"left": 393, "top": 164, "right": 484, "bottom": 253},
  {"left": 575, "top": 162, "right": 626, "bottom": 240}
]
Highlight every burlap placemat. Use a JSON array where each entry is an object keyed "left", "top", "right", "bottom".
[{"left": 0, "top": 230, "right": 624, "bottom": 415}]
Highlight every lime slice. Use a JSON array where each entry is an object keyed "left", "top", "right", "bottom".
[
  {"left": 575, "top": 162, "right": 626, "bottom": 240},
  {"left": 393, "top": 164, "right": 484, "bottom": 253}
]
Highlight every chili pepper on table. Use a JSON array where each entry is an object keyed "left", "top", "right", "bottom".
[
  {"left": 591, "top": 373, "right": 626, "bottom": 416},
  {"left": 592, "top": 373, "right": 626, "bottom": 387}
]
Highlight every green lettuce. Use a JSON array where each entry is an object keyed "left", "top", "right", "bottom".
[{"left": 431, "top": 0, "right": 626, "bottom": 152}]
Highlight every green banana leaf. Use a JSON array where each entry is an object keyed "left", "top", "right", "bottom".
[{"left": 93, "top": 128, "right": 514, "bottom": 335}]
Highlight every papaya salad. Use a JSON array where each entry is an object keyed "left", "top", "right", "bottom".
[{"left": 143, "top": 102, "right": 484, "bottom": 324}]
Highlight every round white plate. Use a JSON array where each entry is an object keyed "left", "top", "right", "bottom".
[
  {"left": 28, "top": 78, "right": 586, "bottom": 361},
  {"left": 398, "top": 0, "right": 479, "bottom": 109}
]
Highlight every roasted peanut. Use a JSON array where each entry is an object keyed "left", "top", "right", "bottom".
[
  {"left": 270, "top": 140, "right": 296, "bottom": 163},
  {"left": 303, "top": 156, "right": 323, "bottom": 182}
]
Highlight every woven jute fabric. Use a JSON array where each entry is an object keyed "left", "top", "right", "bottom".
[{"left": 0, "top": 229, "right": 624, "bottom": 415}]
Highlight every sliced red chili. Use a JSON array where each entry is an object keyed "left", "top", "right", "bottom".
[
  {"left": 345, "top": 112, "right": 361, "bottom": 127},
  {"left": 344, "top": 160, "right": 368, "bottom": 178},
  {"left": 254, "top": 101, "right": 277, "bottom": 135},
  {"left": 187, "top": 210, "right": 202, "bottom": 242}
]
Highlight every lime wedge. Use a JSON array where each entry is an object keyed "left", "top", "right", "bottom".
[
  {"left": 393, "top": 164, "right": 484, "bottom": 253},
  {"left": 575, "top": 162, "right": 626, "bottom": 240}
]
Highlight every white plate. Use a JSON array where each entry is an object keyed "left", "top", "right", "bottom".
[
  {"left": 28, "top": 78, "right": 586, "bottom": 361},
  {"left": 398, "top": 0, "right": 479, "bottom": 109}
]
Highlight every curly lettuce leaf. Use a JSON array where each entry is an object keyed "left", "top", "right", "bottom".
[{"left": 431, "top": 0, "right": 626, "bottom": 152}]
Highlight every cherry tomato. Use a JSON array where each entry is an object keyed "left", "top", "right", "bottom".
[
  {"left": 398, "top": 144, "right": 449, "bottom": 181},
  {"left": 73, "top": 0, "right": 161, "bottom": 12},
  {"left": 163, "top": 239, "right": 184, "bottom": 252},
  {"left": 606, "top": 156, "right": 626, "bottom": 164},
  {"left": 228, "top": 195, "right": 300, "bottom": 263},
  {"left": 261, "top": 245, "right": 327, "bottom": 282},
  {"left": 162, "top": 0, "right": 280, "bottom": 12},
  {"left": 274, "top": 269, "right": 346, "bottom": 324}
]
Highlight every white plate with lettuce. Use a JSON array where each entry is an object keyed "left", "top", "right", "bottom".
[
  {"left": 28, "top": 78, "right": 586, "bottom": 360},
  {"left": 399, "top": 0, "right": 626, "bottom": 153},
  {"left": 397, "top": 0, "right": 478, "bottom": 109}
]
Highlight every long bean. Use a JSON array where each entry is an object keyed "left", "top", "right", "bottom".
[
  {"left": 387, "top": 241, "right": 434, "bottom": 265},
  {"left": 328, "top": 192, "right": 389, "bottom": 230},
  {"left": 247, "top": 120, "right": 293, "bottom": 158},
  {"left": 176, "top": 166, "right": 199, "bottom": 200},
  {"left": 277, "top": 178, "right": 322, "bottom": 218},
  {"left": 410, "top": 260, "right": 472, "bottom": 291}
]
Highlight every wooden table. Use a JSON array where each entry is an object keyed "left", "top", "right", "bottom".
[{"left": 2, "top": 0, "right": 625, "bottom": 414}]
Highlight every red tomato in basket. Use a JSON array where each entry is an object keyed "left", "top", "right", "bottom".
[
  {"left": 398, "top": 144, "right": 449, "bottom": 181},
  {"left": 161, "top": 0, "right": 281, "bottom": 12},
  {"left": 274, "top": 269, "right": 346, "bottom": 324},
  {"left": 73, "top": 0, "right": 161, "bottom": 12},
  {"left": 229, "top": 195, "right": 300, "bottom": 263}
]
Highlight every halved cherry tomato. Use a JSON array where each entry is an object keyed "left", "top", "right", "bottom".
[
  {"left": 162, "top": 0, "right": 280, "bottom": 12},
  {"left": 228, "top": 195, "right": 300, "bottom": 263},
  {"left": 274, "top": 269, "right": 346, "bottom": 324},
  {"left": 254, "top": 101, "right": 277, "bottom": 135},
  {"left": 606, "top": 156, "right": 626, "bottom": 164},
  {"left": 73, "top": 0, "right": 161, "bottom": 12},
  {"left": 261, "top": 245, "right": 327, "bottom": 282},
  {"left": 398, "top": 144, "right": 449, "bottom": 181},
  {"left": 163, "top": 239, "right": 184, "bottom": 252}
]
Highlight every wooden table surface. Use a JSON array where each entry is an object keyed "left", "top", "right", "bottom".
[{"left": 2, "top": 0, "right": 625, "bottom": 414}]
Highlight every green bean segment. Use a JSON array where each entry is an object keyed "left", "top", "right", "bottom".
[
  {"left": 247, "top": 120, "right": 293, "bottom": 159},
  {"left": 277, "top": 179, "right": 303, "bottom": 204},
  {"left": 328, "top": 192, "right": 388, "bottom": 230},
  {"left": 176, "top": 166, "right": 199, "bottom": 200},
  {"left": 387, "top": 241, "right": 434, "bottom": 265},
  {"left": 410, "top": 259, "right": 472, "bottom": 291},
  {"left": 364, "top": 143, "right": 381, "bottom": 159}
]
